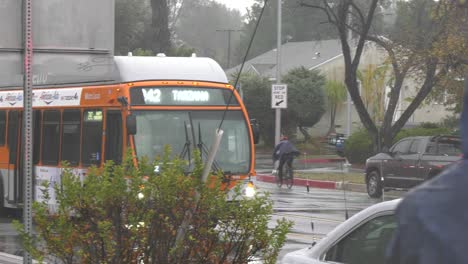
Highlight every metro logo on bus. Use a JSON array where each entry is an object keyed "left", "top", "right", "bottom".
[
  {"left": 4, "top": 93, "right": 23, "bottom": 106},
  {"left": 0, "top": 88, "right": 82, "bottom": 107},
  {"left": 39, "top": 91, "right": 60, "bottom": 105}
]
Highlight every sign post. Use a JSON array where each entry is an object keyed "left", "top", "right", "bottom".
[
  {"left": 274, "top": 0, "right": 283, "bottom": 146},
  {"left": 271, "top": 84, "right": 287, "bottom": 109},
  {"left": 272, "top": 83, "right": 287, "bottom": 147},
  {"left": 23, "top": 0, "right": 33, "bottom": 263}
]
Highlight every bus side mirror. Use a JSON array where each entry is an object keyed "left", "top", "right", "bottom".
[
  {"left": 250, "top": 119, "right": 260, "bottom": 144},
  {"left": 127, "top": 115, "right": 137, "bottom": 135}
]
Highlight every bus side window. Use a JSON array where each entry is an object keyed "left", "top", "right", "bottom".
[
  {"left": 7, "top": 111, "right": 19, "bottom": 164},
  {"left": 33, "top": 110, "right": 42, "bottom": 165},
  {"left": 105, "top": 110, "right": 122, "bottom": 164},
  {"left": 82, "top": 109, "right": 103, "bottom": 167},
  {"left": 42, "top": 110, "right": 61, "bottom": 165},
  {"left": 61, "top": 110, "right": 81, "bottom": 166},
  {"left": 0, "top": 111, "right": 6, "bottom": 146}
]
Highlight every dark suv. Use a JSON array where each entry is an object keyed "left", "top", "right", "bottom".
[{"left": 365, "top": 135, "right": 461, "bottom": 198}]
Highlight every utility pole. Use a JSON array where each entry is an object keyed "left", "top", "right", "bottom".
[
  {"left": 275, "top": 0, "right": 282, "bottom": 146},
  {"left": 216, "top": 29, "right": 241, "bottom": 69},
  {"left": 346, "top": 8, "right": 353, "bottom": 138}
]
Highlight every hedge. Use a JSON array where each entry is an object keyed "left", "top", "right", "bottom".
[{"left": 344, "top": 126, "right": 453, "bottom": 164}]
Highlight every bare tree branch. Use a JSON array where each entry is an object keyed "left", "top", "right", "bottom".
[{"left": 391, "top": 59, "right": 441, "bottom": 137}]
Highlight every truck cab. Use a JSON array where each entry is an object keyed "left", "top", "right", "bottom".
[{"left": 365, "top": 135, "right": 461, "bottom": 198}]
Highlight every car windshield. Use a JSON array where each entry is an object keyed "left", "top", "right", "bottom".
[{"left": 133, "top": 110, "right": 250, "bottom": 174}]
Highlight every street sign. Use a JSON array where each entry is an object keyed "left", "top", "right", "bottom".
[{"left": 271, "top": 84, "right": 287, "bottom": 109}]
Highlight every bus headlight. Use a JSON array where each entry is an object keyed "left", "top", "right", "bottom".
[{"left": 243, "top": 181, "right": 256, "bottom": 198}]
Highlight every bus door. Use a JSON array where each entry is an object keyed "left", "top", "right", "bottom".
[
  {"left": 105, "top": 110, "right": 123, "bottom": 164},
  {"left": 6, "top": 110, "right": 22, "bottom": 205}
]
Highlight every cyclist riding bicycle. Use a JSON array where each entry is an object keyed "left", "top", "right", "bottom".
[{"left": 272, "top": 136, "right": 300, "bottom": 183}]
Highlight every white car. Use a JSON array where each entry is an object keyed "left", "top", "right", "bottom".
[{"left": 282, "top": 199, "right": 401, "bottom": 264}]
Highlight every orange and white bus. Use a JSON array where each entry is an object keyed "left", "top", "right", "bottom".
[{"left": 0, "top": 55, "right": 259, "bottom": 210}]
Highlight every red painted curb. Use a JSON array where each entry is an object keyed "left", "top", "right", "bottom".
[{"left": 256, "top": 174, "right": 337, "bottom": 190}]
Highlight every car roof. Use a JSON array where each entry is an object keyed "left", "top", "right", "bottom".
[
  {"left": 282, "top": 198, "right": 401, "bottom": 264},
  {"left": 398, "top": 135, "right": 460, "bottom": 141}
]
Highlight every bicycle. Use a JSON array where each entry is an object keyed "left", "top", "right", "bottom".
[
  {"left": 274, "top": 153, "right": 295, "bottom": 189},
  {"left": 273, "top": 160, "right": 283, "bottom": 188},
  {"left": 283, "top": 162, "right": 294, "bottom": 189}
]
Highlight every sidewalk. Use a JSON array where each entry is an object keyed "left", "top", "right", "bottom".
[
  {"left": 255, "top": 173, "right": 367, "bottom": 193},
  {"left": 0, "top": 252, "right": 36, "bottom": 264},
  {"left": 255, "top": 150, "right": 367, "bottom": 193}
]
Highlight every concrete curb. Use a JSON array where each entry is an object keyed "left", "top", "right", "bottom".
[
  {"left": 0, "top": 252, "right": 42, "bottom": 264},
  {"left": 256, "top": 174, "right": 367, "bottom": 193}
]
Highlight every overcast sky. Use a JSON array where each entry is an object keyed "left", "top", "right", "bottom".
[{"left": 213, "top": 0, "right": 256, "bottom": 15}]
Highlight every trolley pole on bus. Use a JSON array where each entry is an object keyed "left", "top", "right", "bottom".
[
  {"left": 23, "top": 0, "right": 34, "bottom": 263},
  {"left": 175, "top": 129, "right": 224, "bottom": 260}
]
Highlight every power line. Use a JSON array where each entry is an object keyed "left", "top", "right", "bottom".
[
  {"left": 216, "top": 29, "right": 242, "bottom": 69},
  {"left": 218, "top": 0, "right": 269, "bottom": 131}
]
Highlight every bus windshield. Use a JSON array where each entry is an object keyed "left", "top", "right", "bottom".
[{"left": 133, "top": 110, "right": 250, "bottom": 174}]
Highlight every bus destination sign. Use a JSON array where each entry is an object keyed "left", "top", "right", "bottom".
[{"left": 130, "top": 87, "right": 239, "bottom": 106}]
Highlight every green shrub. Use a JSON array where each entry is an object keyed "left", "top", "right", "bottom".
[
  {"left": 418, "top": 122, "right": 440, "bottom": 129},
  {"left": 344, "top": 129, "right": 373, "bottom": 164},
  {"left": 440, "top": 115, "right": 460, "bottom": 132},
  {"left": 15, "top": 148, "right": 292, "bottom": 264},
  {"left": 344, "top": 126, "right": 453, "bottom": 164}
]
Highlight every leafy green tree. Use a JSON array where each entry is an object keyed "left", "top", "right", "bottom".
[
  {"left": 301, "top": 0, "right": 468, "bottom": 152},
  {"left": 237, "top": 73, "right": 276, "bottom": 146},
  {"left": 15, "top": 149, "right": 292, "bottom": 264},
  {"left": 115, "top": 0, "right": 151, "bottom": 55},
  {"left": 235, "top": 0, "right": 278, "bottom": 64},
  {"left": 233, "top": 0, "right": 337, "bottom": 66},
  {"left": 426, "top": 65, "right": 467, "bottom": 114},
  {"left": 132, "top": 45, "right": 196, "bottom": 57},
  {"left": 132, "top": 48, "right": 155, "bottom": 56},
  {"left": 325, "top": 80, "right": 347, "bottom": 135},
  {"left": 115, "top": 0, "right": 186, "bottom": 55},
  {"left": 238, "top": 68, "right": 326, "bottom": 144},
  {"left": 174, "top": 0, "right": 243, "bottom": 68},
  {"left": 345, "top": 125, "right": 451, "bottom": 164},
  {"left": 150, "top": 0, "right": 172, "bottom": 53},
  {"left": 168, "top": 44, "right": 197, "bottom": 57},
  {"left": 357, "top": 63, "right": 391, "bottom": 123},
  {"left": 282, "top": 67, "right": 326, "bottom": 141}
]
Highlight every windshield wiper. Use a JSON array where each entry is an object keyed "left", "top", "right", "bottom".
[
  {"left": 179, "top": 121, "right": 192, "bottom": 167},
  {"left": 197, "top": 122, "right": 222, "bottom": 173}
]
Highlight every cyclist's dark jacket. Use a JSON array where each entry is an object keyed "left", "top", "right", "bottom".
[
  {"left": 385, "top": 84, "right": 468, "bottom": 264},
  {"left": 272, "top": 140, "right": 299, "bottom": 162}
]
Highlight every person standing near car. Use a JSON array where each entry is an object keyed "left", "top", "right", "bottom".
[
  {"left": 272, "top": 135, "right": 299, "bottom": 182},
  {"left": 385, "top": 81, "right": 468, "bottom": 264}
]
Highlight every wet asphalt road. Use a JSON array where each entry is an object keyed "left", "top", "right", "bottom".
[
  {"left": 0, "top": 152, "right": 398, "bottom": 261},
  {"left": 0, "top": 185, "right": 403, "bottom": 262},
  {"left": 255, "top": 152, "right": 365, "bottom": 174},
  {"left": 255, "top": 180, "right": 404, "bottom": 261},
  {"left": 0, "top": 209, "right": 22, "bottom": 257}
]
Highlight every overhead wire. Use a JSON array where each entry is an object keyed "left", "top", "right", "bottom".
[{"left": 217, "top": 0, "right": 270, "bottom": 130}]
